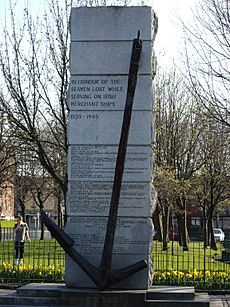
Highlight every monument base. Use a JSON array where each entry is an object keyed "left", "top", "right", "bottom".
[{"left": 0, "top": 283, "right": 210, "bottom": 306}]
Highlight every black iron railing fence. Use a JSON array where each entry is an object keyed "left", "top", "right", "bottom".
[
  {"left": 0, "top": 227, "right": 65, "bottom": 284},
  {"left": 0, "top": 227, "right": 230, "bottom": 288},
  {"left": 152, "top": 237, "right": 230, "bottom": 289}
]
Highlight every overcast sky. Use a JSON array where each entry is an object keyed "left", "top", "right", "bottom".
[
  {"left": 150, "top": 0, "right": 198, "bottom": 67},
  {"left": 0, "top": 0, "right": 198, "bottom": 67}
]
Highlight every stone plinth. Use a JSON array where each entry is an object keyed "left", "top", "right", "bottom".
[{"left": 11, "top": 284, "right": 210, "bottom": 307}]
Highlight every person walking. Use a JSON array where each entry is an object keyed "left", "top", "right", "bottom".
[{"left": 14, "top": 216, "right": 30, "bottom": 265}]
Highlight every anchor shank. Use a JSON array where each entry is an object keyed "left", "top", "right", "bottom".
[{"left": 100, "top": 32, "right": 142, "bottom": 273}]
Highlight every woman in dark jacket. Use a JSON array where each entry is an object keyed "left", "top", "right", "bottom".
[{"left": 14, "top": 216, "right": 30, "bottom": 265}]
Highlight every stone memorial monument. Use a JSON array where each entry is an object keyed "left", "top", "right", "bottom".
[
  {"left": 65, "top": 6, "right": 157, "bottom": 289},
  {"left": 10, "top": 6, "right": 210, "bottom": 307}
]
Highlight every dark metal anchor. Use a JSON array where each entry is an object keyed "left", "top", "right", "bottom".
[
  {"left": 41, "top": 31, "right": 146, "bottom": 290},
  {"left": 99, "top": 30, "right": 145, "bottom": 279}
]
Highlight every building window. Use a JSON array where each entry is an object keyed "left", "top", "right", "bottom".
[{"left": 191, "top": 217, "right": 201, "bottom": 226}]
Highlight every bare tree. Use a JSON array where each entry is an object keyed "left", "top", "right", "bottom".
[
  {"left": 191, "top": 117, "right": 230, "bottom": 250},
  {"left": 183, "top": 0, "right": 230, "bottom": 127},
  {"left": 154, "top": 69, "right": 203, "bottom": 251},
  {"left": 0, "top": 1, "right": 70, "bottom": 212},
  {"left": 154, "top": 166, "right": 180, "bottom": 250},
  {"left": 0, "top": 0, "right": 132, "bottom": 218},
  {"left": 15, "top": 143, "right": 44, "bottom": 221},
  {"left": 0, "top": 112, "right": 16, "bottom": 187},
  {"left": 0, "top": 112, "right": 16, "bottom": 218},
  {"left": 30, "top": 174, "right": 54, "bottom": 240}
]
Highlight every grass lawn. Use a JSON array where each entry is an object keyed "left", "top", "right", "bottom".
[
  {"left": 0, "top": 238, "right": 229, "bottom": 288},
  {"left": 0, "top": 220, "right": 16, "bottom": 228},
  {"left": 0, "top": 238, "right": 229, "bottom": 274},
  {"left": 0, "top": 239, "right": 65, "bottom": 267},
  {"left": 152, "top": 240, "right": 230, "bottom": 272}
]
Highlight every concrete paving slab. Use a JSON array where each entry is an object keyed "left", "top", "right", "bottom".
[
  {"left": 4, "top": 286, "right": 230, "bottom": 307},
  {"left": 209, "top": 295, "right": 230, "bottom": 307}
]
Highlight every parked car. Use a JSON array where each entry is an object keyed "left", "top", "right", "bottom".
[{"left": 214, "top": 228, "right": 225, "bottom": 242}]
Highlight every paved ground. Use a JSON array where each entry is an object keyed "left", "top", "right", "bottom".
[
  {"left": 0, "top": 288, "right": 230, "bottom": 306},
  {"left": 209, "top": 295, "right": 230, "bottom": 307},
  {"left": 0, "top": 288, "right": 16, "bottom": 295}
]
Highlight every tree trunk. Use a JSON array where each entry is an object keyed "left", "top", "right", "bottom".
[
  {"left": 177, "top": 215, "right": 189, "bottom": 250},
  {"left": 162, "top": 206, "right": 170, "bottom": 251},
  {"left": 57, "top": 199, "right": 62, "bottom": 229},
  {"left": 203, "top": 205, "right": 208, "bottom": 249},
  {"left": 154, "top": 203, "right": 163, "bottom": 242},
  {"left": 206, "top": 202, "right": 217, "bottom": 249},
  {"left": 204, "top": 222, "right": 208, "bottom": 248},
  {"left": 207, "top": 210, "right": 217, "bottom": 250},
  {"left": 18, "top": 199, "right": 26, "bottom": 222},
  {"left": 181, "top": 211, "right": 189, "bottom": 251},
  {"left": 39, "top": 204, "right": 45, "bottom": 240},
  {"left": 177, "top": 195, "right": 189, "bottom": 251},
  {"left": 40, "top": 220, "right": 45, "bottom": 240},
  {"left": 176, "top": 214, "right": 182, "bottom": 246}
]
